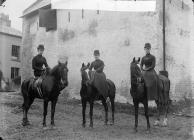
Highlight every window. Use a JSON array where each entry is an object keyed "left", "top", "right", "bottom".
[
  {"left": 11, "top": 67, "right": 19, "bottom": 79},
  {"left": 68, "top": 12, "right": 71, "bottom": 22},
  {"left": 39, "top": 9, "right": 57, "bottom": 31},
  {"left": 82, "top": 9, "right": 84, "bottom": 19},
  {"left": 11, "top": 45, "right": 20, "bottom": 60}
]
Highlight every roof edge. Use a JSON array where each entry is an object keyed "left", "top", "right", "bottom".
[{"left": 22, "top": 0, "right": 51, "bottom": 17}]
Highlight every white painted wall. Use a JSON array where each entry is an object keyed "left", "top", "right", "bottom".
[{"left": 21, "top": 0, "right": 194, "bottom": 102}]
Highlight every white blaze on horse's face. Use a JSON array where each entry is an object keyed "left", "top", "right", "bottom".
[
  {"left": 61, "top": 79, "right": 65, "bottom": 84},
  {"left": 137, "top": 63, "right": 140, "bottom": 69},
  {"left": 133, "top": 57, "right": 141, "bottom": 68}
]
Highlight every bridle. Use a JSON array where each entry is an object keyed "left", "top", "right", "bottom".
[
  {"left": 135, "top": 62, "right": 144, "bottom": 84},
  {"left": 60, "top": 66, "right": 68, "bottom": 85}
]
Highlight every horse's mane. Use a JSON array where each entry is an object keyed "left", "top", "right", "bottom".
[
  {"left": 50, "top": 64, "right": 60, "bottom": 77},
  {"left": 130, "top": 61, "right": 142, "bottom": 78}
]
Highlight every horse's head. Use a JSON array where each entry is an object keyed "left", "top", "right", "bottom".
[
  {"left": 130, "top": 57, "right": 145, "bottom": 99},
  {"left": 49, "top": 61, "right": 68, "bottom": 88},
  {"left": 132, "top": 57, "right": 140, "bottom": 65},
  {"left": 130, "top": 57, "right": 142, "bottom": 83},
  {"left": 80, "top": 63, "right": 90, "bottom": 84},
  {"left": 58, "top": 61, "right": 69, "bottom": 87},
  {"left": 131, "top": 57, "right": 141, "bottom": 70}
]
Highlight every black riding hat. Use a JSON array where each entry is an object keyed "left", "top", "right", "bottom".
[
  {"left": 37, "top": 44, "right": 44, "bottom": 50},
  {"left": 94, "top": 50, "right": 100, "bottom": 56},
  {"left": 144, "top": 43, "right": 151, "bottom": 49}
]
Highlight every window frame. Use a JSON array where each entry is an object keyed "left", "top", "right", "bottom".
[
  {"left": 11, "top": 45, "right": 20, "bottom": 61},
  {"left": 11, "top": 67, "right": 20, "bottom": 79}
]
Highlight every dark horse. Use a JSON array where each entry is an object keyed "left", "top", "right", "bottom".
[
  {"left": 21, "top": 61, "right": 68, "bottom": 128},
  {"left": 130, "top": 57, "right": 170, "bottom": 132},
  {"left": 130, "top": 57, "right": 150, "bottom": 132},
  {"left": 80, "top": 63, "right": 116, "bottom": 128}
]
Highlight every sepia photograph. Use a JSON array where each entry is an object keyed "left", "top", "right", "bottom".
[{"left": 0, "top": 0, "right": 194, "bottom": 139}]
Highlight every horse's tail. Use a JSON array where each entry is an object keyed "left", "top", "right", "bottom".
[
  {"left": 107, "top": 79, "right": 116, "bottom": 98},
  {"left": 158, "top": 75, "right": 171, "bottom": 106},
  {"left": 21, "top": 79, "right": 31, "bottom": 108}
]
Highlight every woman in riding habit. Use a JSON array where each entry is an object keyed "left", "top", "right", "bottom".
[
  {"left": 89, "top": 50, "right": 109, "bottom": 102},
  {"left": 141, "top": 43, "right": 158, "bottom": 101},
  {"left": 32, "top": 44, "right": 49, "bottom": 78}
]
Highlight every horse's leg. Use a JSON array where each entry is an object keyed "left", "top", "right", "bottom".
[
  {"left": 133, "top": 100, "right": 139, "bottom": 132},
  {"left": 154, "top": 100, "right": 161, "bottom": 126},
  {"left": 51, "top": 98, "right": 58, "bottom": 128},
  {"left": 26, "top": 98, "right": 34, "bottom": 124},
  {"left": 81, "top": 99, "right": 87, "bottom": 128},
  {"left": 143, "top": 99, "right": 150, "bottom": 132},
  {"left": 22, "top": 97, "right": 34, "bottom": 126},
  {"left": 102, "top": 99, "right": 108, "bottom": 125},
  {"left": 110, "top": 97, "right": 115, "bottom": 125},
  {"left": 89, "top": 101, "right": 94, "bottom": 128},
  {"left": 162, "top": 102, "right": 169, "bottom": 127},
  {"left": 22, "top": 104, "right": 28, "bottom": 126},
  {"left": 22, "top": 98, "right": 28, "bottom": 126},
  {"left": 43, "top": 100, "right": 48, "bottom": 128}
]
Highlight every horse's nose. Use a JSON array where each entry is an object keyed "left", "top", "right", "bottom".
[{"left": 65, "top": 81, "right": 68, "bottom": 86}]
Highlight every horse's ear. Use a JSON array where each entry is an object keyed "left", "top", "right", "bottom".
[
  {"left": 82, "top": 63, "right": 85, "bottom": 67},
  {"left": 133, "top": 57, "right": 135, "bottom": 62},
  {"left": 58, "top": 61, "right": 61, "bottom": 65},
  {"left": 138, "top": 57, "right": 141, "bottom": 62},
  {"left": 65, "top": 61, "right": 68, "bottom": 66},
  {"left": 87, "top": 63, "right": 90, "bottom": 68}
]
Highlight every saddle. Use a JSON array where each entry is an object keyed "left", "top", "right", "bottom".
[{"left": 33, "top": 76, "right": 43, "bottom": 97}]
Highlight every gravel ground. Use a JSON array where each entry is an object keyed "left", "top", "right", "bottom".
[{"left": 0, "top": 92, "right": 193, "bottom": 140}]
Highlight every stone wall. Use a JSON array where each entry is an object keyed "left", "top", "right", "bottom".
[
  {"left": 162, "top": 0, "right": 193, "bottom": 100},
  {"left": 56, "top": 9, "right": 159, "bottom": 102}
]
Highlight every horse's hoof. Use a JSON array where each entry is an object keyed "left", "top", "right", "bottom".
[
  {"left": 161, "top": 118, "right": 168, "bottom": 127},
  {"left": 153, "top": 120, "right": 160, "bottom": 126},
  {"left": 104, "top": 121, "right": 108, "bottom": 126},
  {"left": 26, "top": 121, "right": 30, "bottom": 125},
  {"left": 89, "top": 124, "right": 93, "bottom": 128},
  {"left": 134, "top": 128, "right": 138, "bottom": 133},
  {"left": 146, "top": 129, "right": 151, "bottom": 134},
  {"left": 110, "top": 122, "right": 114, "bottom": 125},
  {"left": 50, "top": 125, "right": 56, "bottom": 130},
  {"left": 43, "top": 126, "right": 49, "bottom": 130},
  {"left": 82, "top": 124, "right": 86, "bottom": 128},
  {"left": 22, "top": 120, "right": 30, "bottom": 126},
  {"left": 161, "top": 123, "right": 167, "bottom": 127},
  {"left": 22, "top": 122, "right": 27, "bottom": 126}
]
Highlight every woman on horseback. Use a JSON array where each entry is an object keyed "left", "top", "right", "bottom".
[
  {"left": 141, "top": 43, "right": 171, "bottom": 126},
  {"left": 32, "top": 44, "right": 49, "bottom": 78},
  {"left": 140, "top": 43, "right": 158, "bottom": 101},
  {"left": 32, "top": 45, "right": 49, "bottom": 88},
  {"left": 89, "top": 50, "right": 109, "bottom": 102}
]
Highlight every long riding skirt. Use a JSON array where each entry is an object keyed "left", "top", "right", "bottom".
[
  {"left": 142, "top": 69, "right": 158, "bottom": 101},
  {"left": 89, "top": 71, "right": 109, "bottom": 99}
]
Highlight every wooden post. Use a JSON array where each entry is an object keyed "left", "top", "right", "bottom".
[{"left": 163, "top": 0, "right": 166, "bottom": 71}]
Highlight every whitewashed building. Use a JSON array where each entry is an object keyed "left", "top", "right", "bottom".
[
  {"left": 21, "top": 0, "right": 194, "bottom": 102},
  {"left": 0, "top": 13, "right": 22, "bottom": 81}
]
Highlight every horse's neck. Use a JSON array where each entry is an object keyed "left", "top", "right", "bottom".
[{"left": 47, "top": 73, "right": 61, "bottom": 84}]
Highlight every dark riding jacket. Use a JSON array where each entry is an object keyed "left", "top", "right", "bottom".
[
  {"left": 140, "top": 53, "right": 156, "bottom": 71},
  {"left": 89, "top": 59, "right": 104, "bottom": 73},
  {"left": 32, "top": 54, "right": 48, "bottom": 77}
]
